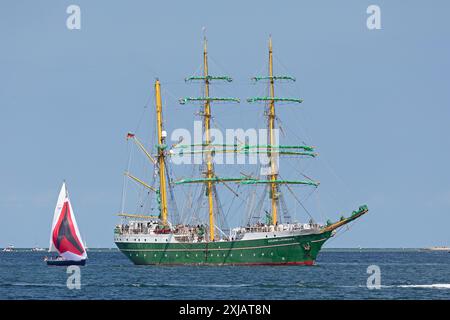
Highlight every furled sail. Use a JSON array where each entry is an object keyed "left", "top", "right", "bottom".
[{"left": 49, "top": 183, "right": 87, "bottom": 261}]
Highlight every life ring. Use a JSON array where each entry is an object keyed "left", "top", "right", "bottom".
[{"left": 302, "top": 243, "right": 311, "bottom": 251}]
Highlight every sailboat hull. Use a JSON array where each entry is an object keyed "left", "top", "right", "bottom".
[
  {"left": 46, "top": 259, "right": 86, "bottom": 266},
  {"left": 115, "top": 231, "right": 332, "bottom": 266}
]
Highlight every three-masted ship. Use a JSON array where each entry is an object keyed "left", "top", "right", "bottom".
[{"left": 114, "top": 37, "right": 368, "bottom": 265}]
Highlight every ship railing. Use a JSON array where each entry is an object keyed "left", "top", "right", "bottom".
[
  {"left": 233, "top": 223, "right": 322, "bottom": 234},
  {"left": 115, "top": 227, "right": 155, "bottom": 235}
]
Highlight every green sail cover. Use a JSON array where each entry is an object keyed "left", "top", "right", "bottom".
[
  {"left": 252, "top": 75, "right": 296, "bottom": 82},
  {"left": 246, "top": 97, "right": 303, "bottom": 104},
  {"left": 175, "top": 177, "right": 319, "bottom": 187},
  {"left": 185, "top": 76, "right": 233, "bottom": 82},
  {"left": 240, "top": 179, "right": 319, "bottom": 187},
  {"left": 179, "top": 97, "right": 240, "bottom": 105},
  {"left": 175, "top": 144, "right": 314, "bottom": 151},
  {"left": 172, "top": 144, "right": 316, "bottom": 157}
]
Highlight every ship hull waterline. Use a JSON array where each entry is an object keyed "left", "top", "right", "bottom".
[
  {"left": 46, "top": 259, "right": 87, "bottom": 266},
  {"left": 115, "top": 231, "right": 333, "bottom": 266}
]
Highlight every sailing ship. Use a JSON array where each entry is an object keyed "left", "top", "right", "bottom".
[
  {"left": 114, "top": 37, "right": 368, "bottom": 265},
  {"left": 45, "top": 182, "right": 87, "bottom": 266}
]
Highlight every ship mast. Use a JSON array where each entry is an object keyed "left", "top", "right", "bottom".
[
  {"left": 248, "top": 36, "right": 315, "bottom": 226},
  {"left": 267, "top": 36, "right": 278, "bottom": 225},
  {"left": 175, "top": 36, "right": 319, "bottom": 231},
  {"left": 120, "top": 80, "right": 171, "bottom": 224},
  {"left": 155, "top": 79, "right": 168, "bottom": 225},
  {"left": 178, "top": 36, "right": 240, "bottom": 241},
  {"left": 202, "top": 38, "right": 216, "bottom": 241}
]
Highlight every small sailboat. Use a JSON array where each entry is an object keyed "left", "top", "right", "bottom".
[{"left": 45, "top": 182, "right": 87, "bottom": 266}]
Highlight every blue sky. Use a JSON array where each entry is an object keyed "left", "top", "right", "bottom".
[{"left": 0, "top": 0, "right": 449, "bottom": 248}]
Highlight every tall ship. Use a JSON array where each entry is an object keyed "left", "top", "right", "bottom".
[{"left": 114, "top": 37, "right": 368, "bottom": 265}]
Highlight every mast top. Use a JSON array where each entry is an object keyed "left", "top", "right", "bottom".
[{"left": 203, "top": 35, "right": 208, "bottom": 55}]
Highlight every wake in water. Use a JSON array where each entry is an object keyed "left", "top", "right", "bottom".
[{"left": 397, "top": 284, "right": 450, "bottom": 289}]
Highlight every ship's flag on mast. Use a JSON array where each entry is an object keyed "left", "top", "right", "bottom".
[{"left": 49, "top": 182, "right": 87, "bottom": 261}]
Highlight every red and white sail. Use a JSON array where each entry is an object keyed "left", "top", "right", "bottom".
[{"left": 49, "top": 182, "right": 87, "bottom": 261}]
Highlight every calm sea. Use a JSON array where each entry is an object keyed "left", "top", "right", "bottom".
[{"left": 0, "top": 249, "right": 448, "bottom": 300}]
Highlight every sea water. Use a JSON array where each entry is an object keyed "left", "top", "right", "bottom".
[{"left": 0, "top": 249, "right": 448, "bottom": 299}]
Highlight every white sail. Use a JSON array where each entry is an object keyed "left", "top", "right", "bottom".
[{"left": 49, "top": 182, "right": 87, "bottom": 261}]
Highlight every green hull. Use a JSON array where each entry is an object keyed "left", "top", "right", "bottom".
[{"left": 115, "top": 231, "right": 333, "bottom": 265}]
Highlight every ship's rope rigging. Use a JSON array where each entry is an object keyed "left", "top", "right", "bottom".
[
  {"left": 120, "top": 140, "right": 133, "bottom": 221},
  {"left": 246, "top": 184, "right": 268, "bottom": 225},
  {"left": 177, "top": 165, "right": 198, "bottom": 224},
  {"left": 243, "top": 187, "right": 257, "bottom": 226},
  {"left": 213, "top": 184, "right": 229, "bottom": 234},
  {"left": 191, "top": 183, "right": 206, "bottom": 226},
  {"left": 164, "top": 157, "right": 180, "bottom": 225},
  {"left": 120, "top": 97, "right": 153, "bottom": 218},
  {"left": 121, "top": 40, "right": 358, "bottom": 232},
  {"left": 282, "top": 180, "right": 316, "bottom": 222},
  {"left": 278, "top": 191, "right": 290, "bottom": 223},
  {"left": 326, "top": 218, "right": 363, "bottom": 245}
]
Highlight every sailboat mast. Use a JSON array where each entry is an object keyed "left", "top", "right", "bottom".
[
  {"left": 203, "top": 37, "right": 215, "bottom": 241},
  {"left": 268, "top": 36, "right": 278, "bottom": 225},
  {"left": 155, "top": 79, "right": 168, "bottom": 225}
]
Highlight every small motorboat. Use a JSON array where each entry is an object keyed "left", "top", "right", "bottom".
[
  {"left": 46, "top": 182, "right": 88, "bottom": 266},
  {"left": 2, "top": 245, "right": 15, "bottom": 252}
]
